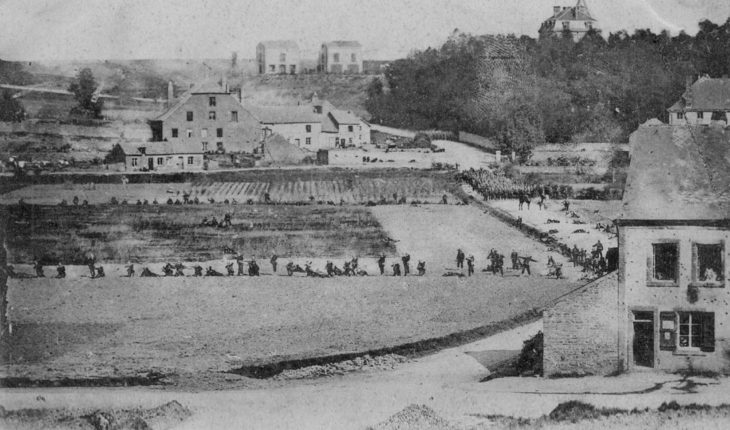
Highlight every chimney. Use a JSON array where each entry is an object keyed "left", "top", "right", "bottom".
[
  {"left": 553, "top": 6, "right": 561, "bottom": 15},
  {"left": 167, "top": 81, "right": 174, "bottom": 101}
]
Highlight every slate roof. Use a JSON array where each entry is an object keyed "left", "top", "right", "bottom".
[
  {"left": 667, "top": 77, "right": 730, "bottom": 112},
  {"left": 153, "top": 81, "right": 233, "bottom": 122},
  {"left": 247, "top": 106, "right": 321, "bottom": 124},
  {"left": 329, "top": 109, "right": 360, "bottom": 125},
  {"left": 258, "top": 40, "right": 299, "bottom": 50},
  {"left": 118, "top": 142, "right": 202, "bottom": 156},
  {"left": 621, "top": 122, "right": 730, "bottom": 220}
]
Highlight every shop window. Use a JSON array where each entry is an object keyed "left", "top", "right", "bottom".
[
  {"left": 693, "top": 243, "right": 724, "bottom": 285},
  {"left": 650, "top": 242, "right": 679, "bottom": 283},
  {"left": 660, "top": 311, "right": 715, "bottom": 352}
]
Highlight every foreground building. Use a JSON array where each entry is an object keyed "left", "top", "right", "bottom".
[
  {"left": 319, "top": 41, "right": 363, "bottom": 74},
  {"left": 668, "top": 76, "right": 730, "bottom": 125},
  {"left": 538, "top": 0, "right": 599, "bottom": 41},
  {"left": 311, "top": 94, "right": 370, "bottom": 147},
  {"left": 544, "top": 121, "right": 730, "bottom": 376},
  {"left": 257, "top": 40, "right": 300, "bottom": 75},
  {"left": 113, "top": 142, "right": 204, "bottom": 171}
]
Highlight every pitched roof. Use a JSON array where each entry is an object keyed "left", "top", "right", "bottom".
[
  {"left": 667, "top": 77, "right": 730, "bottom": 112},
  {"left": 329, "top": 109, "right": 360, "bottom": 125},
  {"left": 321, "top": 114, "right": 339, "bottom": 133},
  {"left": 153, "top": 82, "right": 237, "bottom": 121},
  {"left": 247, "top": 106, "right": 321, "bottom": 124},
  {"left": 117, "top": 142, "right": 202, "bottom": 156},
  {"left": 258, "top": 40, "right": 299, "bottom": 50},
  {"left": 191, "top": 81, "right": 229, "bottom": 94},
  {"left": 621, "top": 123, "right": 730, "bottom": 220},
  {"left": 322, "top": 40, "right": 362, "bottom": 48}
]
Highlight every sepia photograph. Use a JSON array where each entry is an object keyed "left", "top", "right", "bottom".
[{"left": 1, "top": 0, "right": 730, "bottom": 428}]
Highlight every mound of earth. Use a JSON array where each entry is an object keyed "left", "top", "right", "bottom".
[
  {"left": 0, "top": 400, "right": 191, "bottom": 430},
  {"left": 260, "top": 134, "right": 315, "bottom": 165},
  {"left": 368, "top": 404, "right": 457, "bottom": 430}
]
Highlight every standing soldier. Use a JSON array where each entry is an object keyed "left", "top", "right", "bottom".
[
  {"left": 520, "top": 256, "right": 536, "bottom": 276},
  {"left": 125, "top": 262, "right": 135, "bottom": 277},
  {"left": 417, "top": 261, "right": 426, "bottom": 276},
  {"left": 456, "top": 249, "right": 465, "bottom": 269},
  {"left": 225, "top": 262, "right": 235, "bottom": 276},
  {"left": 34, "top": 259, "right": 44, "bottom": 277},
  {"left": 236, "top": 255, "right": 245, "bottom": 276},
  {"left": 377, "top": 254, "right": 386, "bottom": 275},
  {"left": 392, "top": 263, "right": 401, "bottom": 276},
  {"left": 56, "top": 262, "right": 66, "bottom": 278},
  {"left": 85, "top": 251, "right": 96, "bottom": 279},
  {"left": 572, "top": 245, "right": 580, "bottom": 267},
  {"left": 401, "top": 254, "right": 411, "bottom": 276},
  {"left": 497, "top": 253, "right": 505, "bottom": 276},
  {"left": 510, "top": 250, "right": 519, "bottom": 270},
  {"left": 466, "top": 255, "right": 475, "bottom": 277},
  {"left": 270, "top": 254, "right": 279, "bottom": 273}
]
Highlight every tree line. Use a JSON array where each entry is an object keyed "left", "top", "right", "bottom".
[{"left": 366, "top": 19, "right": 730, "bottom": 159}]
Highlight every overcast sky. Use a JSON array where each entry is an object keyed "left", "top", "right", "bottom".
[{"left": 1, "top": 0, "right": 729, "bottom": 61}]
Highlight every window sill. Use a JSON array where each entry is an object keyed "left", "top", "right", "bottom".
[
  {"left": 690, "top": 282, "right": 725, "bottom": 289},
  {"left": 647, "top": 281, "right": 679, "bottom": 288}
]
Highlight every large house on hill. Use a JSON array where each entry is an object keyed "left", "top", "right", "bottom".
[
  {"left": 544, "top": 121, "right": 730, "bottom": 376},
  {"left": 257, "top": 40, "right": 300, "bottom": 75},
  {"left": 668, "top": 76, "right": 730, "bottom": 125},
  {"left": 148, "top": 82, "right": 261, "bottom": 155},
  {"left": 538, "top": 0, "right": 599, "bottom": 41},
  {"left": 319, "top": 41, "right": 363, "bottom": 74}
]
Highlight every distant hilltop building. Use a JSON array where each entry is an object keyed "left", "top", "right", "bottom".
[
  {"left": 257, "top": 40, "right": 300, "bottom": 75},
  {"left": 668, "top": 75, "right": 730, "bottom": 125},
  {"left": 539, "top": 0, "right": 599, "bottom": 41},
  {"left": 319, "top": 41, "right": 363, "bottom": 74}
]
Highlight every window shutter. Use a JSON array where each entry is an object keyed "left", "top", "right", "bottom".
[
  {"left": 659, "top": 312, "right": 677, "bottom": 351},
  {"left": 700, "top": 312, "right": 715, "bottom": 352}
]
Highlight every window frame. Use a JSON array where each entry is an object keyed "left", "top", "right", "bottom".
[
  {"left": 209, "top": 96, "right": 216, "bottom": 107},
  {"left": 691, "top": 241, "right": 725, "bottom": 288},
  {"left": 306, "top": 124, "right": 312, "bottom": 133},
  {"left": 186, "top": 129, "right": 193, "bottom": 138},
  {"left": 660, "top": 311, "right": 715, "bottom": 353},
  {"left": 186, "top": 111, "right": 193, "bottom": 121},
  {"left": 216, "top": 128, "right": 223, "bottom": 138},
  {"left": 202, "top": 142, "right": 208, "bottom": 152},
  {"left": 230, "top": 111, "right": 238, "bottom": 122},
  {"left": 157, "top": 157, "right": 164, "bottom": 166},
  {"left": 348, "top": 125, "right": 354, "bottom": 132},
  {"left": 131, "top": 157, "right": 138, "bottom": 167},
  {"left": 677, "top": 112, "right": 685, "bottom": 120},
  {"left": 306, "top": 137, "right": 311, "bottom": 145},
  {"left": 697, "top": 111, "right": 704, "bottom": 119},
  {"left": 187, "top": 156, "right": 194, "bottom": 165},
  {"left": 647, "top": 240, "right": 680, "bottom": 287},
  {"left": 209, "top": 111, "right": 216, "bottom": 120},
  {"left": 171, "top": 128, "right": 178, "bottom": 138}
]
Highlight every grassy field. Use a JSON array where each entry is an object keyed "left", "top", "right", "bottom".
[
  {"left": 4, "top": 204, "right": 396, "bottom": 264},
  {"left": 0, "top": 168, "right": 465, "bottom": 205},
  {"left": 2, "top": 274, "right": 579, "bottom": 381}
]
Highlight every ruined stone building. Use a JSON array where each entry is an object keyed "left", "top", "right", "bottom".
[
  {"left": 538, "top": 0, "right": 599, "bottom": 41},
  {"left": 544, "top": 121, "right": 730, "bottom": 375},
  {"left": 319, "top": 41, "right": 363, "bottom": 74},
  {"left": 668, "top": 76, "right": 730, "bottom": 126},
  {"left": 257, "top": 40, "right": 301, "bottom": 75}
]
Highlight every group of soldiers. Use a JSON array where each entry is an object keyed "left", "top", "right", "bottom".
[
  {"left": 455, "top": 248, "right": 542, "bottom": 277},
  {"left": 126, "top": 255, "right": 264, "bottom": 278},
  {"left": 458, "top": 168, "right": 540, "bottom": 201},
  {"left": 199, "top": 213, "right": 233, "bottom": 228}
]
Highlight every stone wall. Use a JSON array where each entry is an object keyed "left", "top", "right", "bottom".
[{"left": 544, "top": 272, "right": 620, "bottom": 376}]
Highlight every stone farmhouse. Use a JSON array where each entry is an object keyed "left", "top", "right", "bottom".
[
  {"left": 310, "top": 94, "right": 370, "bottom": 148},
  {"left": 256, "top": 40, "right": 301, "bottom": 75},
  {"left": 113, "top": 142, "right": 204, "bottom": 172},
  {"left": 319, "top": 41, "right": 363, "bottom": 74},
  {"left": 544, "top": 121, "right": 730, "bottom": 376},
  {"left": 538, "top": 0, "right": 599, "bottom": 41},
  {"left": 148, "top": 81, "right": 261, "bottom": 155},
  {"left": 668, "top": 76, "right": 730, "bottom": 125}
]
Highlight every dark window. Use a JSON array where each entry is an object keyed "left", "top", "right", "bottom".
[
  {"left": 209, "top": 97, "right": 216, "bottom": 107},
  {"left": 333, "top": 53, "right": 340, "bottom": 62},
  {"left": 562, "top": 21, "right": 569, "bottom": 30},
  {"left": 157, "top": 157, "right": 163, "bottom": 165},
  {"left": 187, "top": 156, "right": 194, "bottom": 165},
  {"left": 306, "top": 137, "right": 311, "bottom": 145},
  {"left": 186, "top": 111, "right": 193, "bottom": 121},
  {"left": 230, "top": 111, "right": 238, "bottom": 122},
  {"left": 660, "top": 312, "right": 715, "bottom": 352},
  {"left": 348, "top": 125, "right": 354, "bottom": 132},
  {"left": 217, "top": 128, "right": 223, "bottom": 138},
  {"left": 186, "top": 129, "right": 193, "bottom": 138},
  {"left": 653, "top": 243, "right": 679, "bottom": 282},
  {"left": 677, "top": 112, "right": 685, "bottom": 120},
  {"left": 697, "top": 111, "right": 704, "bottom": 119},
  {"left": 209, "top": 111, "right": 216, "bottom": 120},
  {"left": 306, "top": 124, "right": 312, "bottom": 132},
  {"left": 171, "top": 128, "right": 178, "bottom": 138},
  {"left": 202, "top": 142, "right": 208, "bottom": 152},
  {"left": 694, "top": 243, "right": 724, "bottom": 284},
  {"left": 217, "top": 142, "right": 223, "bottom": 150}
]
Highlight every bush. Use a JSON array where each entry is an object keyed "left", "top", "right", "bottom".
[{"left": 515, "top": 331, "right": 543, "bottom": 376}]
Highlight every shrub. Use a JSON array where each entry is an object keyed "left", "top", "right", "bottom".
[{"left": 515, "top": 331, "right": 543, "bottom": 376}]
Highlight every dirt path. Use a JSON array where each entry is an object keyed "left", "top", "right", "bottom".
[{"left": 2, "top": 321, "right": 729, "bottom": 429}]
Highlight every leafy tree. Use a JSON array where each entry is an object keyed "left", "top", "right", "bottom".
[
  {"left": 0, "top": 90, "right": 25, "bottom": 122},
  {"left": 68, "top": 68, "right": 103, "bottom": 118}
]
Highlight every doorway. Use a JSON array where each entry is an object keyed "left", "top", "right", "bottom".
[
  {"left": 633, "top": 311, "right": 655, "bottom": 368},
  {"left": 147, "top": 158, "right": 154, "bottom": 170}
]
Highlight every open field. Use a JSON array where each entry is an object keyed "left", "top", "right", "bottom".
[
  {"left": 4, "top": 204, "right": 396, "bottom": 264},
  {"left": 1, "top": 274, "right": 579, "bottom": 382},
  {"left": 0, "top": 168, "right": 465, "bottom": 205}
]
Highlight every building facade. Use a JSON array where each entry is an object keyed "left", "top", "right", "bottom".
[
  {"left": 319, "top": 41, "right": 363, "bottom": 74},
  {"left": 544, "top": 122, "right": 730, "bottom": 376},
  {"left": 311, "top": 94, "right": 370, "bottom": 147},
  {"left": 538, "top": 0, "right": 599, "bottom": 41},
  {"left": 248, "top": 106, "right": 324, "bottom": 150},
  {"left": 115, "top": 142, "right": 204, "bottom": 172},
  {"left": 149, "top": 82, "right": 261, "bottom": 154},
  {"left": 257, "top": 41, "right": 300, "bottom": 75},
  {"left": 668, "top": 76, "right": 730, "bottom": 125}
]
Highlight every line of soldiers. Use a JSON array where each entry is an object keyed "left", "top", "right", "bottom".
[
  {"left": 454, "top": 248, "right": 538, "bottom": 277},
  {"left": 200, "top": 213, "right": 233, "bottom": 228}
]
